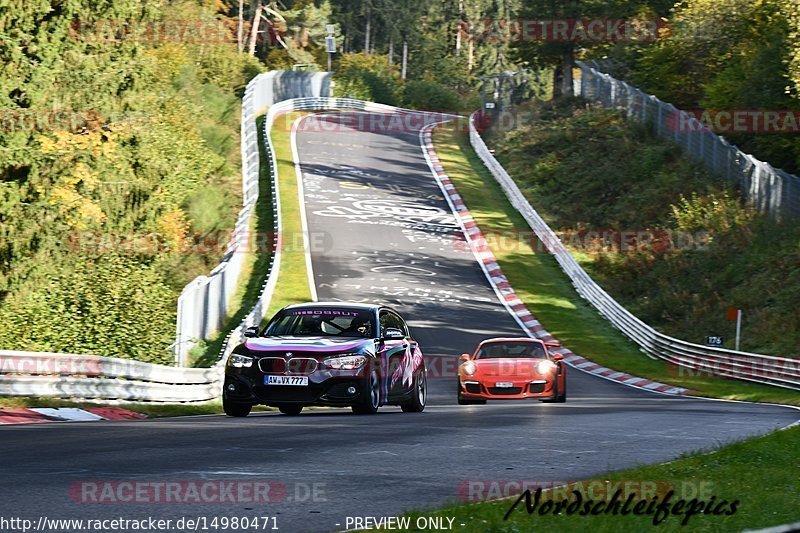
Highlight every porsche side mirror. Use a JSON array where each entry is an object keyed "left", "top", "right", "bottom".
[
  {"left": 552, "top": 353, "right": 564, "bottom": 361},
  {"left": 243, "top": 326, "right": 260, "bottom": 338},
  {"left": 459, "top": 353, "right": 471, "bottom": 363}
]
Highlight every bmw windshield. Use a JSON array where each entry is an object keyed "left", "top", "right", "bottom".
[{"left": 264, "top": 308, "right": 376, "bottom": 338}]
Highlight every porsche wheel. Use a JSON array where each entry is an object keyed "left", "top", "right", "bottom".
[
  {"left": 541, "top": 379, "right": 567, "bottom": 403},
  {"left": 352, "top": 369, "right": 380, "bottom": 414},
  {"left": 401, "top": 369, "right": 426, "bottom": 413},
  {"left": 555, "top": 382, "right": 567, "bottom": 403}
]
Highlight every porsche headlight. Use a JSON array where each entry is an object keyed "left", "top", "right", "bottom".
[
  {"left": 229, "top": 354, "right": 253, "bottom": 368},
  {"left": 462, "top": 361, "right": 477, "bottom": 376},
  {"left": 323, "top": 355, "right": 367, "bottom": 370},
  {"left": 537, "top": 360, "right": 557, "bottom": 374}
]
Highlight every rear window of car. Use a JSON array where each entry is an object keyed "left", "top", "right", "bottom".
[{"left": 476, "top": 342, "right": 547, "bottom": 359}]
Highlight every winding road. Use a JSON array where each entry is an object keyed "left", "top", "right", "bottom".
[{"left": 0, "top": 110, "right": 797, "bottom": 533}]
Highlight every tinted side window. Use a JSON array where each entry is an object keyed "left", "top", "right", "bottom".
[
  {"left": 390, "top": 312, "right": 407, "bottom": 335},
  {"left": 380, "top": 311, "right": 406, "bottom": 335}
]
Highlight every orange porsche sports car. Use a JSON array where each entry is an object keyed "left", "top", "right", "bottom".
[{"left": 457, "top": 337, "right": 566, "bottom": 404}]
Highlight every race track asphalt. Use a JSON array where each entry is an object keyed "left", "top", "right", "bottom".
[{"left": 0, "top": 111, "right": 796, "bottom": 533}]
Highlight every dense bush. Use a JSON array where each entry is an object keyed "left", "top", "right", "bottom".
[
  {"left": 401, "top": 80, "right": 461, "bottom": 112},
  {"left": 0, "top": 1, "right": 263, "bottom": 363},
  {"left": 332, "top": 53, "right": 400, "bottom": 105},
  {"left": 611, "top": 0, "right": 800, "bottom": 173}
]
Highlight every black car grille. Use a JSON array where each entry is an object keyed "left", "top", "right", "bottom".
[
  {"left": 488, "top": 387, "right": 522, "bottom": 395},
  {"left": 464, "top": 383, "right": 482, "bottom": 394},
  {"left": 258, "top": 357, "right": 286, "bottom": 373},
  {"left": 257, "top": 357, "right": 318, "bottom": 375}
]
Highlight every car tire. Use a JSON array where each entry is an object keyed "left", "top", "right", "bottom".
[
  {"left": 278, "top": 405, "right": 303, "bottom": 416},
  {"left": 555, "top": 381, "right": 567, "bottom": 403},
  {"left": 400, "top": 369, "right": 427, "bottom": 413},
  {"left": 223, "top": 396, "right": 252, "bottom": 417},
  {"left": 457, "top": 380, "right": 486, "bottom": 405},
  {"left": 352, "top": 369, "right": 380, "bottom": 414},
  {"left": 541, "top": 378, "right": 567, "bottom": 403}
]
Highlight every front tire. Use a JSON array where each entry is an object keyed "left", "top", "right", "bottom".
[
  {"left": 400, "top": 370, "right": 427, "bottom": 412},
  {"left": 223, "top": 396, "right": 252, "bottom": 417},
  {"left": 352, "top": 369, "right": 381, "bottom": 414},
  {"left": 541, "top": 377, "right": 567, "bottom": 403}
]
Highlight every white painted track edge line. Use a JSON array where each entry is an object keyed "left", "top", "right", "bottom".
[{"left": 291, "top": 114, "right": 318, "bottom": 302}]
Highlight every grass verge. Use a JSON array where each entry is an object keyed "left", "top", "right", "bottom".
[
  {"left": 191, "top": 114, "right": 278, "bottom": 367},
  {"left": 192, "top": 110, "right": 313, "bottom": 363},
  {"left": 388, "top": 426, "right": 800, "bottom": 532},
  {"left": 432, "top": 124, "right": 800, "bottom": 406},
  {"left": 263, "top": 111, "right": 314, "bottom": 320}
]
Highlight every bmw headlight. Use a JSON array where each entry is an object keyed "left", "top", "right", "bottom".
[
  {"left": 537, "top": 360, "right": 557, "bottom": 374},
  {"left": 229, "top": 354, "right": 254, "bottom": 368},
  {"left": 323, "top": 355, "right": 367, "bottom": 370},
  {"left": 462, "top": 361, "right": 477, "bottom": 376}
]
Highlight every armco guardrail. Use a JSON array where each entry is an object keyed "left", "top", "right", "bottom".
[
  {"left": 0, "top": 351, "right": 222, "bottom": 402},
  {"left": 468, "top": 112, "right": 800, "bottom": 391},
  {"left": 577, "top": 60, "right": 800, "bottom": 221},
  {"left": 0, "top": 97, "right": 398, "bottom": 402},
  {"left": 174, "top": 71, "right": 332, "bottom": 365}
]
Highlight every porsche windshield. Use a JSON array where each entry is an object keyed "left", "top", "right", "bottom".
[
  {"left": 476, "top": 342, "right": 547, "bottom": 359},
  {"left": 265, "top": 309, "right": 375, "bottom": 338}
]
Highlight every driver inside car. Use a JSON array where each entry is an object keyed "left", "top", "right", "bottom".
[{"left": 344, "top": 316, "right": 372, "bottom": 338}]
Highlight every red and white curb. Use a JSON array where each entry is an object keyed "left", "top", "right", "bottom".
[
  {"left": 419, "top": 124, "right": 689, "bottom": 396},
  {"left": 0, "top": 407, "right": 147, "bottom": 425}
]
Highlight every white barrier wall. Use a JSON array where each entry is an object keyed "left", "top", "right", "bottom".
[{"left": 174, "top": 71, "right": 332, "bottom": 365}]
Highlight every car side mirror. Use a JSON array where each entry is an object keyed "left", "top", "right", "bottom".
[
  {"left": 459, "top": 353, "right": 471, "bottom": 363},
  {"left": 545, "top": 341, "right": 561, "bottom": 348},
  {"left": 243, "top": 326, "right": 260, "bottom": 338},
  {"left": 382, "top": 328, "right": 405, "bottom": 340},
  {"left": 552, "top": 353, "right": 564, "bottom": 361}
]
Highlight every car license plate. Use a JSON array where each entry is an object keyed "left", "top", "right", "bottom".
[
  {"left": 264, "top": 375, "right": 308, "bottom": 386},
  {"left": 495, "top": 382, "right": 514, "bottom": 388}
]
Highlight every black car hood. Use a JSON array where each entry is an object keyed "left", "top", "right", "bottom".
[{"left": 243, "top": 336, "right": 374, "bottom": 354}]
